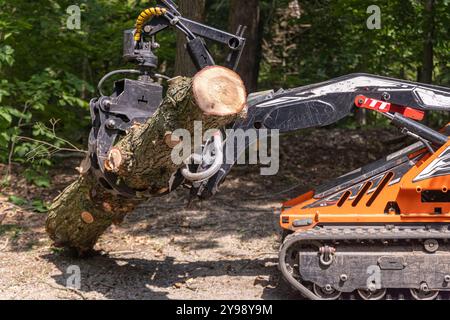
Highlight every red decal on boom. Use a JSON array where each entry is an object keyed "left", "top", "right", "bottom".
[{"left": 354, "top": 95, "right": 425, "bottom": 121}]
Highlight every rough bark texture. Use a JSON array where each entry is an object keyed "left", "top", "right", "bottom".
[
  {"left": 229, "top": 0, "right": 262, "bottom": 93},
  {"left": 45, "top": 175, "right": 138, "bottom": 255},
  {"left": 46, "top": 70, "right": 246, "bottom": 255},
  {"left": 174, "top": 0, "right": 206, "bottom": 77}
]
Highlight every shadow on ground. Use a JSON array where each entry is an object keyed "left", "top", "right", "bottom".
[{"left": 42, "top": 252, "right": 298, "bottom": 300}]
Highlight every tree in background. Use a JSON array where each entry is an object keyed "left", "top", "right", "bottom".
[
  {"left": 259, "top": 0, "right": 308, "bottom": 90},
  {"left": 174, "top": 0, "right": 206, "bottom": 77},
  {"left": 229, "top": 0, "right": 262, "bottom": 93},
  {"left": 258, "top": 0, "right": 448, "bottom": 126},
  {"left": 419, "top": 0, "right": 435, "bottom": 84}
]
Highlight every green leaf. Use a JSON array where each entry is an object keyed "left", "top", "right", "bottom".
[
  {"left": 0, "top": 45, "right": 15, "bottom": 67},
  {"left": 0, "top": 108, "right": 12, "bottom": 123},
  {"left": 6, "top": 107, "right": 31, "bottom": 121},
  {"left": 31, "top": 199, "right": 49, "bottom": 213},
  {"left": 23, "top": 168, "right": 51, "bottom": 188},
  {"left": 8, "top": 195, "right": 27, "bottom": 206},
  {"left": 33, "top": 175, "right": 51, "bottom": 188}
]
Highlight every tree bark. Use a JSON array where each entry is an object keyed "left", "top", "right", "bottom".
[
  {"left": 174, "top": 0, "right": 206, "bottom": 77},
  {"left": 229, "top": 0, "right": 262, "bottom": 93},
  {"left": 46, "top": 67, "right": 246, "bottom": 255},
  {"left": 419, "top": 0, "right": 435, "bottom": 84}
]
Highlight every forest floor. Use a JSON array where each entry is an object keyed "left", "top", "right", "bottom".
[{"left": 0, "top": 127, "right": 407, "bottom": 300}]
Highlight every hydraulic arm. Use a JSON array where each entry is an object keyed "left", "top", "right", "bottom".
[
  {"left": 88, "top": 0, "right": 246, "bottom": 198},
  {"left": 188, "top": 73, "right": 450, "bottom": 199}
]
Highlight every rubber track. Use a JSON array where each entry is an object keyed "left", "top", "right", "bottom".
[{"left": 279, "top": 224, "right": 450, "bottom": 300}]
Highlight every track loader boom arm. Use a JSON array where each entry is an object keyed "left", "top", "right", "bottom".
[{"left": 189, "top": 73, "right": 450, "bottom": 199}]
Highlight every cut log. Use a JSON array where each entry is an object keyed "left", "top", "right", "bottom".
[
  {"left": 193, "top": 66, "right": 247, "bottom": 116},
  {"left": 46, "top": 67, "right": 247, "bottom": 255}
]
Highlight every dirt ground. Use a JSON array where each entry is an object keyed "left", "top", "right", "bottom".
[{"left": 0, "top": 128, "right": 406, "bottom": 300}]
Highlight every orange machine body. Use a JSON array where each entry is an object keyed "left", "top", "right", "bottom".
[{"left": 280, "top": 126, "right": 450, "bottom": 231}]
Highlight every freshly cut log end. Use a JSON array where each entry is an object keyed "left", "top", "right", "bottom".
[
  {"left": 193, "top": 66, "right": 247, "bottom": 116},
  {"left": 81, "top": 211, "right": 94, "bottom": 224},
  {"left": 164, "top": 131, "right": 182, "bottom": 148},
  {"left": 105, "top": 148, "right": 123, "bottom": 172}
]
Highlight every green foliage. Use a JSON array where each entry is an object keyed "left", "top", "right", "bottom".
[
  {"left": 31, "top": 199, "right": 49, "bottom": 213},
  {"left": 23, "top": 168, "right": 51, "bottom": 188},
  {"left": 0, "top": 1, "right": 135, "bottom": 177},
  {"left": 7, "top": 194, "right": 49, "bottom": 213},
  {"left": 0, "top": 45, "right": 14, "bottom": 68},
  {"left": 8, "top": 195, "right": 27, "bottom": 206},
  {"left": 260, "top": 0, "right": 449, "bottom": 86},
  {"left": 0, "top": 0, "right": 178, "bottom": 176}
]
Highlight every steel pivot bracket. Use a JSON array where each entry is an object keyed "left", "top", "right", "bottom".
[{"left": 88, "top": 78, "right": 163, "bottom": 198}]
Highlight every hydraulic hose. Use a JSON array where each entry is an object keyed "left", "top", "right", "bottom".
[
  {"left": 134, "top": 7, "right": 168, "bottom": 42},
  {"left": 97, "top": 69, "right": 141, "bottom": 96}
]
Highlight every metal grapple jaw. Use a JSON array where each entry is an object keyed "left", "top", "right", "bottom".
[
  {"left": 88, "top": 78, "right": 163, "bottom": 197},
  {"left": 86, "top": 1, "right": 247, "bottom": 198}
]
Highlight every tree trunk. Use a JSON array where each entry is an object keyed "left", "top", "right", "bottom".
[
  {"left": 229, "top": 0, "right": 261, "bottom": 93},
  {"left": 46, "top": 67, "right": 246, "bottom": 255},
  {"left": 174, "top": 0, "right": 206, "bottom": 77},
  {"left": 419, "top": 0, "right": 435, "bottom": 84}
]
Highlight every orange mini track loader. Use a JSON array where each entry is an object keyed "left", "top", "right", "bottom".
[
  {"left": 278, "top": 121, "right": 450, "bottom": 300},
  {"left": 191, "top": 75, "right": 450, "bottom": 300}
]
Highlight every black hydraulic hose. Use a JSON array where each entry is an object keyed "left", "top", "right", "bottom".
[
  {"left": 97, "top": 69, "right": 141, "bottom": 96},
  {"left": 278, "top": 235, "right": 322, "bottom": 300}
]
